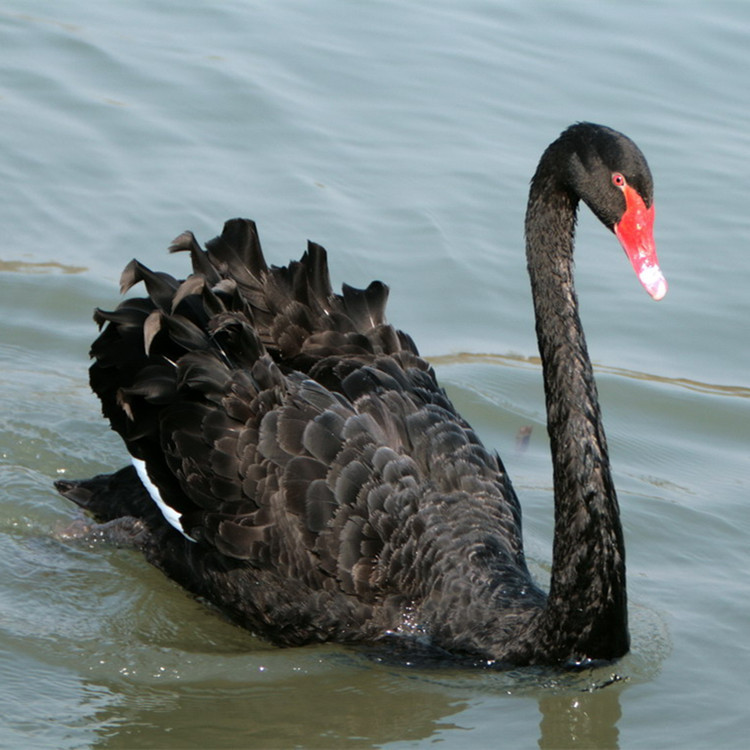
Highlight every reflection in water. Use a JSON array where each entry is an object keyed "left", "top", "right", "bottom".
[
  {"left": 81, "top": 663, "right": 469, "bottom": 749},
  {"left": 538, "top": 684, "right": 623, "bottom": 750},
  {"left": 78, "top": 651, "right": 630, "bottom": 750}
]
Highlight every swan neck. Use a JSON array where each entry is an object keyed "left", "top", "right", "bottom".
[{"left": 524, "top": 175, "right": 628, "bottom": 661}]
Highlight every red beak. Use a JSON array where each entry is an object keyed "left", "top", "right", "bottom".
[{"left": 613, "top": 185, "right": 667, "bottom": 301}]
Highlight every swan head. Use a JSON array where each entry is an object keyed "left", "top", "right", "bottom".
[{"left": 561, "top": 122, "right": 667, "bottom": 301}]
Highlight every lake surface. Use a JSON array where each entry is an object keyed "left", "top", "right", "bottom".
[{"left": 1, "top": 1, "right": 748, "bottom": 747}]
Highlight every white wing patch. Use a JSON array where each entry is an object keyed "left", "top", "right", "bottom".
[{"left": 132, "top": 457, "right": 196, "bottom": 542}]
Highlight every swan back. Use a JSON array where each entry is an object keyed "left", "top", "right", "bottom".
[{"left": 86, "top": 219, "right": 532, "bottom": 650}]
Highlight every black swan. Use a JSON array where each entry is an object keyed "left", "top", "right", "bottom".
[{"left": 56, "top": 123, "right": 666, "bottom": 667}]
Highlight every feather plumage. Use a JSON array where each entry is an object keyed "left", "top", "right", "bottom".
[{"left": 58, "top": 124, "right": 658, "bottom": 665}]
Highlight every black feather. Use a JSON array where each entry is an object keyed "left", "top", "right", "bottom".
[{"left": 67, "top": 123, "right": 648, "bottom": 665}]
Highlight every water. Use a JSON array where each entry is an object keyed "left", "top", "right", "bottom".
[{"left": 1, "top": 1, "right": 748, "bottom": 747}]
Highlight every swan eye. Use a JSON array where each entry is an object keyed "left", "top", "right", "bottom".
[{"left": 612, "top": 172, "right": 626, "bottom": 188}]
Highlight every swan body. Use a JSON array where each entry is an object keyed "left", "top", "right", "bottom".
[{"left": 56, "top": 123, "right": 665, "bottom": 667}]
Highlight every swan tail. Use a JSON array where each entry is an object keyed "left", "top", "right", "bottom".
[
  {"left": 168, "top": 219, "right": 420, "bottom": 371},
  {"left": 54, "top": 465, "right": 156, "bottom": 523}
]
